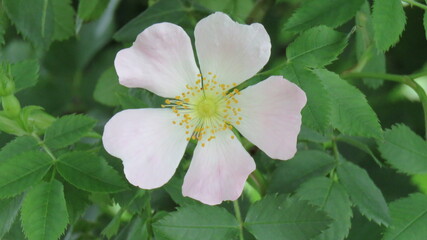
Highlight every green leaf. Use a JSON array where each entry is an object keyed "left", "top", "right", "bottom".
[
  {"left": 337, "top": 160, "right": 390, "bottom": 226},
  {"left": 425, "top": 1, "right": 427, "bottom": 40},
  {"left": 77, "top": 0, "right": 108, "bottom": 21},
  {"left": 44, "top": 114, "right": 96, "bottom": 149},
  {"left": 296, "top": 177, "right": 352, "bottom": 240},
  {"left": 268, "top": 150, "right": 336, "bottom": 194},
  {"left": 0, "top": 195, "right": 23, "bottom": 239},
  {"left": 21, "top": 180, "right": 69, "bottom": 240},
  {"left": 63, "top": 183, "right": 88, "bottom": 224},
  {"left": 314, "top": 69, "right": 382, "bottom": 138},
  {"left": 372, "top": 0, "right": 406, "bottom": 51},
  {"left": 114, "top": 0, "right": 188, "bottom": 42},
  {"left": 93, "top": 67, "right": 128, "bottom": 106},
  {"left": 283, "top": 63, "right": 331, "bottom": 133},
  {"left": 57, "top": 151, "right": 128, "bottom": 192},
  {"left": 337, "top": 135, "right": 383, "bottom": 167},
  {"left": 153, "top": 205, "right": 239, "bottom": 240},
  {"left": 383, "top": 193, "right": 427, "bottom": 240},
  {"left": 287, "top": 26, "right": 347, "bottom": 67},
  {"left": 378, "top": 124, "right": 427, "bottom": 175},
  {"left": 245, "top": 195, "right": 332, "bottom": 240},
  {"left": 283, "top": 0, "right": 365, "bottom": 32},
  {"left": 355, "top": 2, "right": 385, "bottom": 89},
  {"left": 164, "top": 176, "right": 199, "bottom": 206},
  {"left": 52, "top": 0, "right": 75, "bottom": 41},
  {"left": 0, "top": 136, "right": 39, "bottom": 161},
  {"left": 0, "top": 151, "right": 52, "bottom": 198},
  {"left": 3, "top": 0, "right": 54, "bottom": 48},
  {"left": 0, "top": 8, "right": 7, "bottom": 46},
  {"left": 10, "top": 60, "right": 40, "bottom": 93}
]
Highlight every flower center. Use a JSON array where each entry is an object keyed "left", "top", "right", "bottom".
[
  {"left": 195, "top": 96, "right": 218, "bottom": 119},
  {"left": 161, "top": 72, "right": 242, "bottom": 146}
]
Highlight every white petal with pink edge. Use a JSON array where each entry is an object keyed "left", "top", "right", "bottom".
[
  {"left": 194, "top": 12, "right": 271, "bottom": 89},
  {"left": 102, "top": 108, "right": 190, "bottom": 189},
  {"left": 114, "top": 23, "right": 200, "bottom": 98},
  {"left": 182, "top": 130, "right": 256, "bottom": 205},
  {"left": 234, "top": 76, "right": 307, "bottom": 160}
]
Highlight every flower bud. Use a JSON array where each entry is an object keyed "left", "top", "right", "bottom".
[
  {"left": 0, "top": 112, "right": 26, "bottom": 136},
  {"left": 0, "top": 64, "right": 15, "bottom": 97},
  {"left": 21, "top": 106, "right": 56, "bottom": 134},
  {"left": 2, "top": 95, "right": 21, "bottom": 118}
]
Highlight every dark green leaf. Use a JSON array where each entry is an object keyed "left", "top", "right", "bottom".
[
  {"left": 44, "top": 115, "right": 96, "bottom": 149},
  {"left": 21, "top": 180, "right": 69, "bottom": 240},
  {"left": 3, "top": 0, "right": 54, "bottom": 48},
  {"left": 383, "top": 193, "right": 427, "bottom": 240},
  {"left": 153, "top": 205, "right": 239, "bottom": 240},
  {"left": 0, "top": 136, "right": 39, "bottom": 161},
  {"left": 283, "top": 0, "right": 365, "bottom": 32},
  {"left": 337, "top": 135, "right": 383, "bottom": 167},
  {"left": 296, "top": 177, "right": 352, "bottom": 240},
  {"left": 378, "top": 124, "right": 427, "bottom": 174},
  {"left": 372, "top": 0, "right": 406, "bottom": 51},
  {"left": 0, "top": 8, "right": 7, "bottom": 46},
  {"left": 314, "top": 69, "right": 382, "bottom": 138},
  {"left": 283, "top": 63, "right": 331, "bottom": 133},
  {"left": 0, "top": 151, "right": 52, "bottom": 198},
  {"left": 245, "top": 195, "right": 332, "bottom": 240},
  {"left": 11, "top": 60, "right": 39, "bottom": 93},
  {"left": 52, "top": 0, "right": 75, "bottom": 41},
  {"left": 268, "top": 150, "right": 336, "bottom": 194},
  {"left": 0, "top": 195, "right": 23, "bottom": 239},
  {"left": 57, "top": 151, "right": 128, "bottom": 192},
  {"left": 63, "top": 183, "right": 89, "bottom": 224},
  {"left": 425, "top": 1, "right": 427, "bottom": 39},
  {"left": 78, "top": 0, "right": 109, "bottom": 21},
  {"left": 114, "top": 0, "right": 188, "bottom": 42},
  {"left": 287, "top": 26, "right": 347, "bottom": 67},
  {"left": 93, "top": 67, "right": 127, "bottom": 106},
  {"left": 337, "top": 160, "right": 390, "bottom": 225},
  {"left": 164, "top": 176, "right": 199, "bottom": 206}
]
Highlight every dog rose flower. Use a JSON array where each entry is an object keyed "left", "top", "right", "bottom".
[{"left": 102, "top": 12, "right": 306, "bottom": 205}]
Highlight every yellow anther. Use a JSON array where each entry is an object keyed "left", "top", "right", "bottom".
[
  {"left": 186, "top": 137, "right": 190, "bottom": 141},
  {"left": 197, "top": 74, "right": 201, "bottom": 77},
  {"left": 231, "top": 135, "right": 235, "bottom": 139},
  {"left": 202, "top": 143, "right": 206, "bottom": 147},
  {"left": 236, "top": 121, "right": 240, "bottom": 125},
  {"left": 165, "top": 99, "right": 171, "bottom": 104},
  {"left": 232, "top": 83, "right": 237, "bottom": 87},
  {"left": 208, "top": 72, "right": 212, "bottom": 75}
]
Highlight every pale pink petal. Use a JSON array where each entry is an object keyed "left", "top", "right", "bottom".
[
  {"left": 194, "top": 12, "right": 271, "bottom": 88},
  {"left": 182, "top": 130, "right": 256, "bottom": 205},
  {"left": 102, "top": 109, "right": 190, "bottom": 189},
  {"left": 234, "top": 76, "right": 307, "bottom": 160},
  {"left": 114, "top": 23, "right": 200, "bottom": 98}
]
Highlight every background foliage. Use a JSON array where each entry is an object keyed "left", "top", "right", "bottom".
[{"left": 0, "top": 0, "right": 427, "bottom": 239}]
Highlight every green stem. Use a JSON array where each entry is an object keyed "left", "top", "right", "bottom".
[
  {"left": 233, "top": 200, "right": 244, "bottom": 240},
  {"left": 341, "top": 71, "right": 427, "bottom": 140},
  {"left": 31, "top": 133, "right": 57, "bottom": 162},
  {"left": 146, "top": 192, "right": 154, "bottom": 240},
  {"left": 402, "top": 0, "right": 427, "bottom": 10}
]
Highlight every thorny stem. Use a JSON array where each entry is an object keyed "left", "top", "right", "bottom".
[
  {"left": 341, "top": 71, "right": 427, "bottom": 140},
  {"left": 402, "top": 0, "right": 427, "bottom": 10},
  {"left": 233, "top": 200, "right": 245, "bottom": 240}
]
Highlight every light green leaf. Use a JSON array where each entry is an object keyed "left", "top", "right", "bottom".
[
  {"left": 296, "top": 177, "right": 352, "bottom": 240},
  {"left": 0, "top": 151, "right": 52, "bottom": 198},
  {"left": 94, "top": 67, "right": 127, "bottom": 106},
  {"left": 52, "top": 0, "right": 75, "bottom": 41},
  {"left": 0, "top": 195, "right": 23, "bottom": 239},
  {"left": 337, "top": 160, "right": 390, "bottom": 226},
  {"left": 425, "top": 1, "right": 427, "bottom": 39},
  {"left": 372, "top": 0, "right": 406, "bottom": 51},
  {"left": 314, "top": 69, "right": 382, "bottom": 138},
  {"left": 287, "top": 26, "right": 347, "bottom": 67},
  {"left": 114, "top": 0, "right": 188, "bottom": 42},
  {"left": 57, "top": 151, "right": 128, "bottom": 192},
  {"left": 283, "top": 63, "right": 331, "bottom": 133},
  {"left": 383, "top": 193, "right": 427, "bottom": 240},
  {"left": 283, "top": 0, "right": 365, "bottom": 32},
  {"left": 10, "top": 60, "right": 40, "bottom": 93},
  {"left": 355, "top": 1, "right": 385, "bottom": 89},
  {"left": 378, "top": 124, "right": 427, "bottom": 175},
  {"left": 0, "top": 136, "right": 40, "bottom": 161},
  {"left": 77, "top": 0, "right": 108, "bottom": 21},
  {"left": 245, "top": 195, "right": 332, "bottom": 240},
  {"left": 268, "top": 150, "right": 336, "bottom": 194},
  {"left": 3, "top": 0, "right": 55, "bottom": 48},
  {"left": 153, "top": 205, "right": 239, "bottom": 240},
  {"left": 44, "top": 114, "right": 96, "bottom": 149},
  {"left": 21, "top": 180, "right": 69, "bottom": 240}
]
